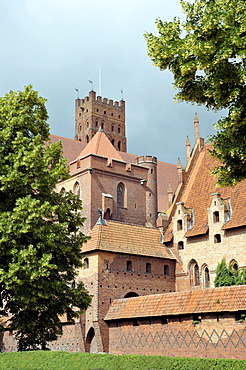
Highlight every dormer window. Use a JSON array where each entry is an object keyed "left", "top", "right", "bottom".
[
  {"left": 213, "top": 211, "right": 219, "bottom": 223},
  {"left": 177, "top": 220, "right": 183, "bottom": 231},
  {"left": 214, "top": 234, "right": 221, "bottom": 243}
]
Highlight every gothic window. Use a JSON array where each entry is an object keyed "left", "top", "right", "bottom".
[
  {"left": 214, "top": 234, "right": 221, "bottom": 243},
  {"left": 111, "top": 125, "right": 114, "bottom": 132},
  {"left": 126, "top": 260, "right": 132, "bottom": 271},
  {"left": 230, "top": 260, "right": 238, "bottom": 274},
  {"left": 95, "top": 120, "right": 98, "bottom": 127},
  {"left": 104, "top": 208, "right": 111, "bottom": 220},
  {"left": 83, "top": 258, "right": 89, "bottom": 269},
  {"left": 177, "top": 220, "right": 183, "bottom": 231},
  {"left": 86, "top": 135, "right": 89, "bottom": 143},
  {"left": 213, "top": 211, "right": 220, "bottom": 222},
  {"left": 118, "top": 141, "right": 121, "bottom": 151},
  {"left": 79, "top": 125, "right": 82, "bottom": 131},
  {"left": 117, "top": 183, "right": 124, "bottom": 207},
  {"left": 178, "top": 241, "right": 184, "bottom": 250},
  {"left": 101, "top": 122, "right": 104, "bottom": 129},
  {"left": 60, "top": 187, "right": 66, "bottom": 194},
  {"left": 111, "top": 139, "right": 115, "bottom": 147},
  {"left": 146, "top": 263, "right": 151, "bottom": 273},
  {"left": 189, "top": 260, "right": 200, "bottom": 287},
  {"left": 164, "top": 265, "right": 169, "bottom": 276},
  {"left": 118, "top": 126, "right": 121, "bottom": 133},
  {"left": 73, "top": 181, "right": 80, "bottom": 198},
  {"left": 204, "top": 267, "right": 210, "bottom": 288}
]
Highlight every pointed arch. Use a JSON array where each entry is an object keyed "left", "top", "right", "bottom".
[
  {"left": 117, "top": 182, "right": 125, "bottom": 207},
  {"left": 73, "top": 181, "right": 80, "bottom": 198},
  {"left": 188, "top": 259, "right": 200, "bottom": 287},
  {"left": 85, "top": 327, "right": 95, "bottom": 353}
]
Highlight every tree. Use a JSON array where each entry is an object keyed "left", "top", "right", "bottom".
[
  {"left": 144, "top": 0, "right": 246, "bottom": 186},
  {"left": 0, "top": 85, "right": 91, "bottom": 351},
  {"left": 214, "top": 258, "right": 246, "bottom": 287}
]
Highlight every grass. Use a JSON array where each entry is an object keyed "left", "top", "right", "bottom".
[{"left": 0, "top": 351, "right": 246, "bottom": 370}]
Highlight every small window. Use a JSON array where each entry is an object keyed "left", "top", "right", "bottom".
[
  {"left": 76, "top": 159, "right": 80, "bottom": 168},
  {"left": 214, "top": 234, "right": 221, "bottom": 243},
  {"left": 111, "top": 139, "right": 115, "bottom": 146},
  {"left": 118, "top": 115, "right": 121, "bottom": 118},
  {"left": 194, "top": 264, "right": 200, "bottom": 286},
  {"left": 86, "top": 120, "right": 89, "bottom": 128},
  {"left": 111, "top": 125, "right": 114, "bottom": 132},
  {"left": 117, "top": 183, "right": 124, "bottom": 207},
  {"left": 96, "top": 108, "right": 99, "bottom": 112},
  {"left": 104, "top": 111, "right": 106, "bottom": 114},
  {"left": 213, "top": 211, "right": 220, "bottom": 223},
  {"left": 73, "top": 182, "right": 80, "bottom": 197},
  {"left": 111, "top": 113, "right": 113, "bottom": 116},
  {"left": 86, "top": 135, "right": 89, "bottom": 143},
  {"left": 204, "top": 267, "right": 210, "bottom": 288},
  {"left": 177, "top": 220, "right": 183, "bottom": 231},
  {"left": 178, "top": 241, "right": 184, "bottom": 250},
  {"left": 164, "top": 265, "right": 169, "bottom": 276},
  {"left": 83, "top": 258, "right": 89, "bottom": 269},
  {"left": 101, "top": 122, "right": 104, "bottom": 129},
  {"left": 126, "top": 260, "right": 132, "bottom": 271},
  {"left": 95, "top": 120, "right": 98, "bottom": 127},
  {"left": 118, "top": 126, "right": 121, "bottom": 133},
  {"left": 146, "top": 263, "right": 151, "bottom": 273},
  {"left": 118, "top": 141, "right": 121, "bottom": 151},
  {"left": 79, "top": 125, "right": 82, "bottom": 131}
]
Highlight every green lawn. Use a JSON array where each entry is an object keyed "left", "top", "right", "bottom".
[{"left": 0, "top": 351, "right": 246, "bottom": 370}]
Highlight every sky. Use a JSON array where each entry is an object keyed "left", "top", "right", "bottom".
[{"left": 0, "top": 0, "right": 226, "bottom": 165}]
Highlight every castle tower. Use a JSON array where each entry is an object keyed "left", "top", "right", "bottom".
[
  {"left": 75, "top": 90, "right": 127, "bottom": 152},
  {"left": 136, "top": 156, "right": 158, "bottom": 227}
]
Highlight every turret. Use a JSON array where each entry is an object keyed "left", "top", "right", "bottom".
[
  {"left": 194, "top": 112, "right": 199, "bottom": 141},
  {"left": 186, "top": 135, "right": 191, "bottom": 163},
  {"left": 136, "top": 156, "right": 158, "bottom": 227}
]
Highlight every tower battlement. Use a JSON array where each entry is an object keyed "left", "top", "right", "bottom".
[{"left": 75, "top": 91, "right": 127, "bottom": 152}]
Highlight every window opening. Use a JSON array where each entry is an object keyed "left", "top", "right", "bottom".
[
  {"left": 204, "top": 267, "right": 210, "bottom": 288},
  {"left": 117, "top": 183, "right": 124, "bottom": 207},
  {"left": 126, "top": 260, "right": 132, "bottom": 271},
  {"left": 214, "top": 234, "right": 221, "bottom": 243},
  {"left": 146, "top": 263, "right": 151, "bottom": 273},
  {"left": 178, "top": 241, "right": 184, "bottom": 250},
  {"left": 177, "top": 220, "right": 183, "bottom": 230},
  {"left": 83, "top": 258, "right": 89, "bottom": 269},
  {"left": 118, "top": 141, "right": 121, "bottom": 151},
  {"left": 213, "top": 211, "right": 220, "bottom": 222},
  {"left": 164, "top": 265, "right": 169, "bottom": 276}
]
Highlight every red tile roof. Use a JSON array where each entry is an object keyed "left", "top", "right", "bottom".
[
  {"left": 49, "top": 134, "right": 178, "bottom": 212},
  {"left": 165, "top": 144, "right": 246, "bottom": 238},
  {"left": 77, "top": 130, "right": 124, "bottom": 162},
  {"left": 82, "top": 220, "right": 175, "bottom": 260},
  {"left": 104, "top": 285, "right": 246, "bottom": 320}
]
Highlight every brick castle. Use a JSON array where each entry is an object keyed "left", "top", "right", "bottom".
[{"left": 2, "top": 90, "right": 246, "bottom": 359}]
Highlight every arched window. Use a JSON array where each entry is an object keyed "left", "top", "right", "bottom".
[
  {"left": 189, "top": 260, "right": 200, "bottom": 287},
  {"left": 79, "top": 125, "right": 82, "bottom": 131},
  {"left": 118, "top": 141, "right": 121, "bottom": 151},
  {"left": 146, "top": 263, "right": 151, "bottom": 273},
  {"left": 230, "top": 260, "right": 239, "bottom": 274},
  {"left": 73, "top": 181, "right": 80, "bottom": 198},
  {"left": 83, "top": 258, "right": 89, "bottom": 269},
  {"left": 86, "top": 120, "right": 89, "bottom": 128},
  {"left": 124, "top": 292, "right": 139, "bottom": 298},
  {"left": 111, "top": 125, "right": 114, "bottom": 132},
  {"left": 213, "top": 211, "right": 220, "bottom": 222},
  {"left": 111, "top": 139, "right": 115, "bottom": 147},
  {"left": 177, "top": 220, "right": 183, "bottom": 231},
  {"left": 164, "top": 265, "right": 169, "bottom": 276},
  {"left": 60, "top": 187, "right": 66, "bottom": 194},
  {"left": 101, "top": 122, "right": 104, "bottom": 129},
  {"left": 86, "top": 135, "right": 89, "bottom": 143},
  {"left": 104, "top": 208, "right": 111, "bottom": 220},
  {"left": 214, "top": 234, "right": 221, "bottom": 243},
  {"left": 204, "top": 266, "right": 210, "bottom": 288},
  {"left": 118, "top": 126, "right": 121, "bottom": 133},
  {"left": 126, "top": 260, "right": 132, "bottom": 271},
  {"left": 95, "top": 120, "right": 98, "bottom": 127},
  {"left": 117, "top": 183, "right": 124, "bottom": 207}
]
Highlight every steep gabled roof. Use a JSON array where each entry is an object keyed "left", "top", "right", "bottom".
[
  {"left": 49, "top": 134, "right": 86, "bottom": 163},
  {"left": 82, "top": 220, "right": 175, "bottom": 260},
  {"left": 164, "top": 143, "right": 246, "bottom": 239},
  {"left": 104, "top": 285, "right": 246, "bottom": 321},
  {"left": 77, "top": 129, "right": 124, "bottom": 162}
]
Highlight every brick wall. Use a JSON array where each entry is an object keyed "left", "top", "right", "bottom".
[{"left": 107, "top": 312, "right": 246, "bottom": 360}]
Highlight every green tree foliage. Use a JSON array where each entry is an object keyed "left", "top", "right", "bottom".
[
  {"left": 214, "top": 258, "right": 246, "bottom": 286},
  {"left": 144, "top": 0, "right": 246, "bottom": 186},
  {"left": 0, "top": 86, "right": 91, "bottom": 351}
]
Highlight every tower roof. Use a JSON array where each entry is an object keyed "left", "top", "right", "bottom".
[{"left": 77, "top": 129, "right": 124, "bottom": 162}]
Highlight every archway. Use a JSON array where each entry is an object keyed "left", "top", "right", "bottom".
[
  {"left": 85, "top": 327, "right": 95, "bottom": 353},
  {"left": 124, "top": 292, "right": 139, "bottom": 298}
]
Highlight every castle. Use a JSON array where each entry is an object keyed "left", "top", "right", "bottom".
[{"left": 2, "top": 91, "right": 246, "bottom": 359}]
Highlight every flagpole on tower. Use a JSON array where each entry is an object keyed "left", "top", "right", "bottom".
[
  {"left": 89, "top": 79, "right": 93, "bottom": 91},
  {"left": 74, "top": 88, "right": 79, "bottom": 99}
]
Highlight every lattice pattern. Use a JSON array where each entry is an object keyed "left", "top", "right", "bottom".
[{"left": 120, "top": 328, "right": 246, "bottom": 349}]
